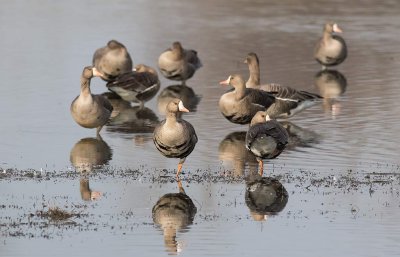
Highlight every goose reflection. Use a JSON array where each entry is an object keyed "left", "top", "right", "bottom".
[
  {"left": 314, "top": 69, "right": 347, "bottom": 116},
  {"left": 152, "top": 180, "right": 197, "bottom": 254},
  {"left": 219, "top": 122, "right": 319, "bottom": 176},
  {"left": 80, "top": 178, "right": 101, "bottom": 201},
  {"left": 245, "top": 173, "right": 288, "bottom": 221},
  {"left": 279, "top": 121, "right": 320, "bottom": 150},
  {"left": 103, "top": 92, "right": 159, "bottom": 143},
  {"left": 218, "top": 131, "right": 258, "bottom": 176},
  {"left": 70, "top": 137, "right": 112, "bottom": 172},
  {"left": 157, "top": 84, "right": 201, "bottom": 116},
  {"left": 70, "top": 137, "right": 112, "bottom": 201}
]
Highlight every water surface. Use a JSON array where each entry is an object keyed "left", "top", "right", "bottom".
[{"left": 1, "top": 0, "right": 400, "bottom": 256}]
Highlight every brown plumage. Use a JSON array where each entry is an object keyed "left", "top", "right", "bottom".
[
  {"left": 218, "top": 74, "right": 275, "bottom": 124},
  {"left": 158, "top": 41, "right": 202, "bottom": 84},
  {"left": 92, "top": 40, "right": 133, "bottom": 82},
  {"left": 106, "top": 64, "right": 160, "bottom": 107},
  {"left": 245, "top": 52, "right": 322, "bottom": 119},
  {"left": 314, "top": 23, "right": 347, "bottom": 68},
  {"left": 153, "top": 99, "right": 198, "bottom": 178},
  {"left": 70, "top": 66, "right": 113, "bottom": 136},
  {"left": 246, "top": 111, "right": 289, "bottom": 175}
]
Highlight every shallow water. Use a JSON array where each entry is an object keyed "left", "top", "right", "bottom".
[{"left": 1, "top": 0, "right": 400, "bottom": 256}]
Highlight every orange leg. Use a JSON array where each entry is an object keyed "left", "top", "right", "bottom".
[
  {"left": 258, "top": 160, "right": 264, "bottom": 176},
  {"left": 176, "top": 163, "right": 183, "bottom": 178}
]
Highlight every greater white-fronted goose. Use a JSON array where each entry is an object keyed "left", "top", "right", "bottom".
[
  {"left": 70, "top": 66, "right": 113, "bottom": 136},
  {"left": 153, "top": 99, "right": 198, "bottom": 178},
  {"left": 246, "top": 111, "right": 289, "bottom": 175},
  {"left": 219, "top": 74, "right": 275, "bottom": 124},
  {"left": 106, "top": 64, "right": 160, "bottom": 108},
  {"left": 245, "top": 52, "right": 322, "bottom": 118},
  {"left": 245, "top": 173, "right": 288, "bottom": 221},
  {"left": 92, "top": 40, "right": 133, "bottom": 82},
  {"left": 314, "top": 23, "right": 347, "bottom": 69},
  {"left": 152, "top": 180, "right": 197, "bottom": 254},
  {"left": 158, "top": 41, "right": 202, "bottom": 84}
]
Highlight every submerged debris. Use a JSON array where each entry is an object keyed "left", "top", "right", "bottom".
[{"left": 35, "top": 207, "right": 80, "bottom": 221}]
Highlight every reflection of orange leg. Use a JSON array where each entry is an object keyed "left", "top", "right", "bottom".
[
  {"left": 176, "top": 158, "right": 186, "bottom": 178},
  {"left": 258, "top": 160, "right": 264, "bottom": 176},
  {"left": 177, "top": 179, "right": 185, "bottom": 194}
]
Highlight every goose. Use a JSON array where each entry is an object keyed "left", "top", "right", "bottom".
[
  {"left": 106, "top": 64, "right": 160, "bottom": 108},
  {"left": 92, "top": 39, "right": 133, "bottom": 81},
  {"left": 158, "top": 41, "right": 202, "bottom": 84},
  {"left": 245, "top": 52, "right": 322, "bottom": 118},
  {"left": 314, "top": 23, "right": 347, "bottom": 69},
  {"left": 70, "top": 66, "right": 113, "bottom": 136},
  {"left": 153, "top": 99, "right": 198, "bottom": 178},
  {"left": 246, "top": 111, "right": 289, "bottom": 175},
  {"left": 219, "top": 74, "right": 275, "bottom": 124}
]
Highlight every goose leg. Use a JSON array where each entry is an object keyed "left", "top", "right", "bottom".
[
  {"left": 176, "top": 158, "right": 186, "bottom": 178},
  {"left": 139, "top": 101, "right": 145, "bottom": 110},
  {"left": 96, "top": 125, "right": 103, "bottom": 136},
  {"left": 258, "top": 159, "right": 264, "bottom": 176}
]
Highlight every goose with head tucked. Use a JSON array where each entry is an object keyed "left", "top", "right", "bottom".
[
  {"left": 92, "top": 39, "right": 133, "bottom": 82},
  {"left": 246, "top": 111, "right": 289, "bottom": 176},
  {"left": 314, "top": 23, "right": 347, "bottom": 69},
  {"left": 158, "top": 41, "right": 202, "bottom": 85},
  {"left": 244, "top": 52, "right": 322, "bottom": 119},
  {"left": 153, "top": 99, "right": 198, "bottom": 178},
  {"left": 71, "top": 66, "right": 113, "bottom": 136},
  {"left": 219, "top": 74, "right": 275, "bottom": 124},
  {"left": 106, "top": 63, "right": 160, "bottom": 108}
]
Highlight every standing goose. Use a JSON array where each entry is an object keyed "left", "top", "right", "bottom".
[
  {"left": 153, "top": 99, "right": 198, "bottom": 178},
  {"left": 158, "top": 41, "right": 202, "bottom": 84},
  {"left": 92, "top": 40, "right": 133, "bottom": 82},
  {"left": 314, "top": 23, "right": 347, "bottom": 69},
  {"left": 245, "top": 52, "right": 322, "bottom": 118},
  {"left": 246, "top": 111, "right": 289, "bottom": 176},
  {"left": 71, "top": 66, "right": 113, "bottom": 136},
  {"left": 106, "top": 64, "right": 160, "bottom": 108},
  {"left": 219, "top": 74, "right": 275, "bottom": 124}
]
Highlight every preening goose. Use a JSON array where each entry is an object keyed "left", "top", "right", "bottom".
[
  {"left": 158, "top": 41, "right": 202, "bottom": 84},
  {"left": 92, "top": 39, "right": 133, "bottom": 82}
]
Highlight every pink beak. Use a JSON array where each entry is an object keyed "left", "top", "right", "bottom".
[
  {"left": 178, "top": 101, "right": 189, "bottom": 113},
  {"left": 219, "top": 77, "right": 230, "bottom": 86},
  {"left": 333, "top": 24, "right": 343, "bottom": 33}
]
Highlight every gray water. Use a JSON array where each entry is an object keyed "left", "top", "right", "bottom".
[{"left": 1, "top": 0, "right": 400, "bottom": 256}]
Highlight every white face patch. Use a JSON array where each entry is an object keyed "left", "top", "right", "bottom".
[
  {"left": 265, "top": 114, "right": 271, "bottom": 121},
  {"left": 333, "top": 23, "right": 342, "bottom": 33}
]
